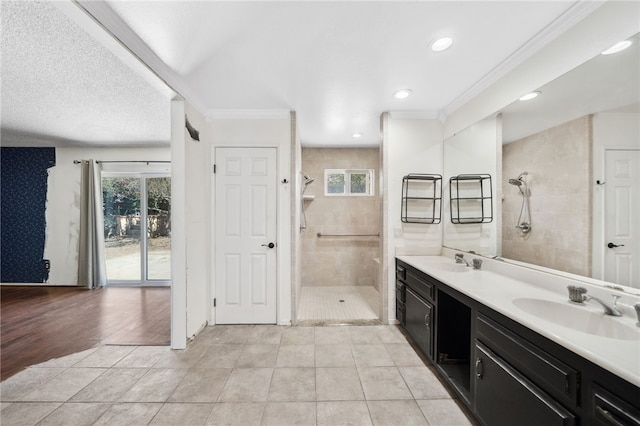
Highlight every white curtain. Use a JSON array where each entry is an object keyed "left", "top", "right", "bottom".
[{"left": 78, "top": 160, "right": 107, "bottom": 288}]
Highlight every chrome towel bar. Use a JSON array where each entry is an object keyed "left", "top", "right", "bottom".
[{"left": 317, "top": 233, "right": 380, "bottom": 238}]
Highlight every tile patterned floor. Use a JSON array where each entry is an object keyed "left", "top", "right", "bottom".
[
  {"left": 0, "top": 325, "right": 475, "bottom": 425},
  {"left": 298, "top": 286, "right": 380, "bottom": 322}
]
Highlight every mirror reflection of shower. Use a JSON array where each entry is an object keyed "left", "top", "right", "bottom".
[
  {"left": 509, "top": 171, "right": 532, "bottom": 233},
  {"left": 300, "top": 173, "right": 315, "bottom": 231}
]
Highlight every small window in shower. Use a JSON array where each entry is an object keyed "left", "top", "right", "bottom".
[{"left": 324, "top": 169, "right": 374, "bottom": 196}]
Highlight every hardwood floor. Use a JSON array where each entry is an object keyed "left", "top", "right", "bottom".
[{"left": 0, "top": 286, "right": 170, "bottom": 381}]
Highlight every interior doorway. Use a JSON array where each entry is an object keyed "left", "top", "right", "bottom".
[
  {"left": 102, "top": 174, "right": 171, "bottom": 286},
  {"left": 214, "top": 147, "right": 278, "bottom": 324},
  {"left": 297, "top": 147, "right": 382, "bottom": 324},
  {"left": 603, "top": 149, "right": 639, "bottom": 287}
]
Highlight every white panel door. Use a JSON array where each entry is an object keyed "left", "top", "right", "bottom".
[
  {"left": 215, "top": 147, "right": 277, "bottom": 324},
  {"left": 604, "top": 149, "right": 639, "bottom": 288}
]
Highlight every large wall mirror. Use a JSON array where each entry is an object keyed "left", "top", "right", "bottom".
[{"left": 444, "top": 33, "right": 639, "bottom": 291}]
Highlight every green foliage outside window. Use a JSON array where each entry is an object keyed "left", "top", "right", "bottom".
[
  {"left": 324, "top": 169, "right": 373, "bottom": 196},
  {"left": 102, "top": 177, "right": 171, "bottom": 238},
  {"left": 350, "top": 173, "right": 367, "bottom": 193},
  {"left": 327, "top": 173, "right": 345, "bottom": 194}
]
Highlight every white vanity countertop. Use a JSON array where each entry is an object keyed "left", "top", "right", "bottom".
[{"left": 396, "top": 255, "right": 640, "bottom": 388}]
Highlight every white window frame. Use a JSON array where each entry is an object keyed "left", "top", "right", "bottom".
[{"left": 324, "top": 169, "right": 375, "bottom": 196}]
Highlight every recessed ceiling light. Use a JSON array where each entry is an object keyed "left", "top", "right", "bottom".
[
  {"left": 352, "top": 133, "right": 363, "bottom": 138},
  {"left": 393, "top": 89, "right": 412, "bottom": 99},
  {"left": 601, "top": 40, "right": 632, "bottom": 55},
  {"left": 519, "top": 91, "right": 540, "bottom": 101},
  {"left": 431, "top": 37, "right": 453, "bottom": 52}
]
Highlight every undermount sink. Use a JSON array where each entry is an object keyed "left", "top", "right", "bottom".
[
  {"left": 426, "top": 262, "right": 469, "bottom": 273},
  {"left": 513, "top": 298, "right": 639, "bottom": 341}
]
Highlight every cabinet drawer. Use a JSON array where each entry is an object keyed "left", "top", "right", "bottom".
[
  {"left": 477, "top": 314, "right": 578, "bottom": 405},
  {"left": 474, "top": 342, "right": 576, "bottom": 426},
  {"left": 396, "top": 300, "right": 406, "bottom": 326},
  {"left": 395, "top": 280, "right": 406, "bottom": 303},
  {"left": 590, "top": 384, "right": 640, "bottom": 425},
  {"left": 396, "top": 263, "right": 406, "bottom": 281},
  {"left": 406, "top": 270, "right": 434, "bottom": 302}
]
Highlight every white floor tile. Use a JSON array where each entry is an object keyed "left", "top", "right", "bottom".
[{"left": 298, "top": 286, "right": 379, "bottom": 320}]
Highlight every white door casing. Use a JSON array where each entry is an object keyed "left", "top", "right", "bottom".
[
  {"left": 214, "top": 147, "right": 278, "bottom": 324},
  {"left": 604, "top": 149, "right": 639, "bottom": 288}
]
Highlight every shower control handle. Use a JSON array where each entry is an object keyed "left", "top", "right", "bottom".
[
  {"left": 607, "top": 242, "right": 624, "bottom": 249},
  {"left": 262, "top": 242, "right": 276, "bottom": 249}
]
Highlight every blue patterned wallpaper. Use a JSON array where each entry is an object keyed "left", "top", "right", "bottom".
[{"left": 1, "top": 147, "right": 56, "bottom": 283}]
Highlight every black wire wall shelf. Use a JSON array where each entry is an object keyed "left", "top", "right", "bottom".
[
  {"left": 449, "top": 174, "right": 493, "bottom": 224},
  {"left": 401, "top": 174, "right": 442, "bottom": 224}
]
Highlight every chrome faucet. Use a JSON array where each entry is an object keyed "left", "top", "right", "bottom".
[
  {"left": 455, "top": 253, "right": 470, "bottom": 267},
  {"left": 567, "top": 286, "right": 622, "bottom": 316},
  {"left": 584, "top": 295, "right": 622, "bottom": 316}
]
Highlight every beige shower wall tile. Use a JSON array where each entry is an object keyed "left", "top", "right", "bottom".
[
  {"left": 502, "top": 115, "right": 591, "bottom": 277},
  {"left": 301, "top": 148, "right": 381, "bottom": 289}
]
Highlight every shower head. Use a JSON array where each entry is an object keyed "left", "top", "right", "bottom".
[
  {"left": 508, "top": 171, "right": 528, "bottom": 186},
  {"left": 302, "top": 173, "right": 315, "bottom": 186}
]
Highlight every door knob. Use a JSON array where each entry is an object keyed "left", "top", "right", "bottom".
[
  {"left": 261, "top": 242, "right": 275, "bottom": 249},
  {"left": 607, "top": 242, "right": 624, "bottom": 249}
]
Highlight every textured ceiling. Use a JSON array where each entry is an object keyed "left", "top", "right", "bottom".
[{"left": 1, "top": 1, "right": 172, "bottom": 147}]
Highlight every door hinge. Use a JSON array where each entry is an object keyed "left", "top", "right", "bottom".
[
  {"left": 213, "top": 164, "right": 216, "bottom": 173},
  {"left": 213, "top": 298, "right": 216, "bottom": 307}
]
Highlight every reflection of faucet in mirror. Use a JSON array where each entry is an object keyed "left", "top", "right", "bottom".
[
  {"left": 508, "top": 171, "right": 531, "bottom": 234},
  {"left": 455, "top": 253, "right": 470, "bottom": 267}
]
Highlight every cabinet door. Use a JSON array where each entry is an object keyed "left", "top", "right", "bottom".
[
  {"left": 590, "top": 384, "right": 640, "bottom": 425},
  {"left": 474, "top": 342, "right": 575, "bottom": 426},
  {"left": 405, "top": 287, "right": 433, "bottom": 359}
]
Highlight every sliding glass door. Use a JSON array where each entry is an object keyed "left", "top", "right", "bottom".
[{"left": 102, "top": 174, "right": 171, "bottom": 285}]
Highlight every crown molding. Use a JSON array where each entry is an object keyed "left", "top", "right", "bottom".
[
  {"left": 388, "top": 111, "right": 440, "bottom": 120},
  {"left": 207, "top": 110, "right": 292, "bottom": 120},
  {"left": 442, "top": 0, "right": 606, "bottom": 118},
  {"left": 72, "top": 0, "right": 208, "bottom": 113}
]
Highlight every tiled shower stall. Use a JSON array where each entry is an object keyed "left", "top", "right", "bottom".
[{"left": 298, "top": 148, "right": 382, "bottom": 322}]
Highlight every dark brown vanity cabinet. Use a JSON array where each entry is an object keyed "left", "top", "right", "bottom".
[
  {"left": 474, "top": 341, "right": 576, "bottom": 426},
  {"left": 395, "top": 264, "right": 406, "bottom": 326},
  {"left": 474, "top": 314, "right": 577, "bottom": 425},
  {"left": 436, "top": 289, "right": 472, "bottom": 402},
  {"left": 401, "top": 264, "right": 436, "bottom": 361},
  {"left": 589, "top": 383, "right": 640, "bottom": 425},
  {"left": 405, "top": 287, "right": 434, "bottom": 359},
  {"left": 395, "top": 258, "right": 640, "bottom": 426}
]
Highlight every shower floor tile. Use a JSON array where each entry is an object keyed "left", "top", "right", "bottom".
[{"left": 298, "top": 286, "right": 379, "bottom": 322}]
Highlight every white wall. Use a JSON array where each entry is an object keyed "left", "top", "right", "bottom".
[
  {"left": 382, "top": 114, "right": 443, "bottom": 323},
  {"left": 184, "top": 102, "right": 210, "bottom": 338},
  {"left": 592, "top": 112, "right": 640, "bottom": 280},
  {"left": 171, "top": 98, "right": 187, "bottom": 349},
  {"left": 444, "top": 1, "right": 640, "bottom": 139},
  {"left": 44, "top": 146, "right": 170, "bottom": 285},
  {"left": 208, "top": 115, "right": 293, "bottom": 325},
  {"left": 292, "top": 113, "right": 303, "bottom": 322},
  {"left": 443, "top": 116, "right": 500, "bottom": 256}
]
